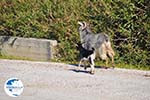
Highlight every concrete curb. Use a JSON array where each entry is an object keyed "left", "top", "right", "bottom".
[{"left": 0, "top": 36, "right": 57, "bottom": 61}]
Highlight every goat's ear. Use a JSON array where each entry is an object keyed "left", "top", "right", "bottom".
[
  {"left": 82, "top": 21, "right": 87, "bottom": 30},
  {"left": 75, "top": 43, "right": 78, "bottom": 47},
  {"left": 83, "top": 21, "right": 87, "bottom": 26},
  {"left": 92, "top": 48, "right": 95, "bottom": 51}
]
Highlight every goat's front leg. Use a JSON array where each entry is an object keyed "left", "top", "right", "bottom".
[
  {"left": 89, "top": 57, "right": 95, "bottom": 74},
  {"left": 78, "top": 59, "right": 83, "bottom": 71}
]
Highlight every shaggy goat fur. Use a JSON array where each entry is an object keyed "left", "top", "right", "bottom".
[{"left": 78, "top": 21, "right": 115, "bottom": 68}]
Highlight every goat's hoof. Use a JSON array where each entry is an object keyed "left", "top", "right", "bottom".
[
  {"left": 112, "top": 64, "right": 115, "bottom": 69},
  {"left": 76, "top": 68, "right": 80, "bottom": 72},
  {"left": 111, "top": 66, "right": 115, "bottom": 69},
  {"left": 84, "top": 67, "right": 87, "bottom": 70},
  {"left": 103, "top": 66, "right": 108, "bottom": 69},
  {"left": 90, "top": 71, "right": 94, "bottom": 74}
]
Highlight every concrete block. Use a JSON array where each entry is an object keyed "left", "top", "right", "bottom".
[{"left": 0, "top": 36, "right": 57, "bottom": 61}]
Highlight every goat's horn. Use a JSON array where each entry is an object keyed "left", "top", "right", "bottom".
[
  {"left": 82, "top": 21, "right": 87, "bottom": 29},
  {"left": 78, "top": 21, "right": 83, "bottom": 26}
]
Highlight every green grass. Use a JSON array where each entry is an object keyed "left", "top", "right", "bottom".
[
  {"left": 114, "top": 63, "right": 150, "bottom": 71},
  {"left": 0, "top": 54, "right": 33, "bottom": 61},
  {"left": 0, "top": 55, "right": 150, "bottom": 71}
]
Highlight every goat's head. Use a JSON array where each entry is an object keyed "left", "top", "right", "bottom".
[
  {"left": 78, "top": 21, "right": 92, "bottom": 43},
  {"left": 78, "top": 21, "right": 87, "bottom": 31},
  {"left": 75, "top": 42, "right": 84, "bottom": 51},
  {"left": 75, "top": 42, "right": 82, "bottom": 48}
]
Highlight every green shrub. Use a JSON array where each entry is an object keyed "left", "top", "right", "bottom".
[{"left": 0, "top": 0, "right": 149, "bottom": 68}]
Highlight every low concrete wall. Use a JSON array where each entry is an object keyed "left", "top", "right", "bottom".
[{"left": 0, "top": 36, "right": 57, "bottom": 61}]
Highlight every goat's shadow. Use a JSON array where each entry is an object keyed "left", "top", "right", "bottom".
[
  {"left": 70, "top": 69, "right": 90, "bottom": 74},
  {"left": 68, "top": 64, "right": 110, "bottom": 74}
]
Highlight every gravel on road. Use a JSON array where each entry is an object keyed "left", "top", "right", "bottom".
[{"left": 0, "top": 59, "right": 150, "bottom": 100}]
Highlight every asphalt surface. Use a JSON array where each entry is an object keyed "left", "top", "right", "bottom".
[{"left": 0, "top": 59, "right": 150, "bottom": 100}]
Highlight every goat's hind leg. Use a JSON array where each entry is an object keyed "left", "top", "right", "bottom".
[
  {"left": 108, "top": 52, "right": 115, "bottom": 69},
  {"left": 111, "top": 56, "right": 115, "bottom": 69},
  {"left": 105, "top": 57, "right": 109, "bottom": 69}
]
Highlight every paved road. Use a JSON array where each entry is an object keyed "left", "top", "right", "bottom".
[{"left": 0, "top": 59, "right": 150, "bottom": 100}]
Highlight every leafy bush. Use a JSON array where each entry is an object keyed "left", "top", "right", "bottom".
[{"left": 0, "top": 0, "right": 150, "bottom": 67}]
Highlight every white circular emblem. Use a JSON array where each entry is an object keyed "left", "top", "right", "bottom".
[{"left": 4, "top": 78, "right": 24, "bottom": 97}]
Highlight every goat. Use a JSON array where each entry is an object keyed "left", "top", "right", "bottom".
[
  {"left": 76, "top": 43, "right": 96, "bottom": 74},
  {"left": 78, "top": 21, "right": 115, "bottom": 68}
]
